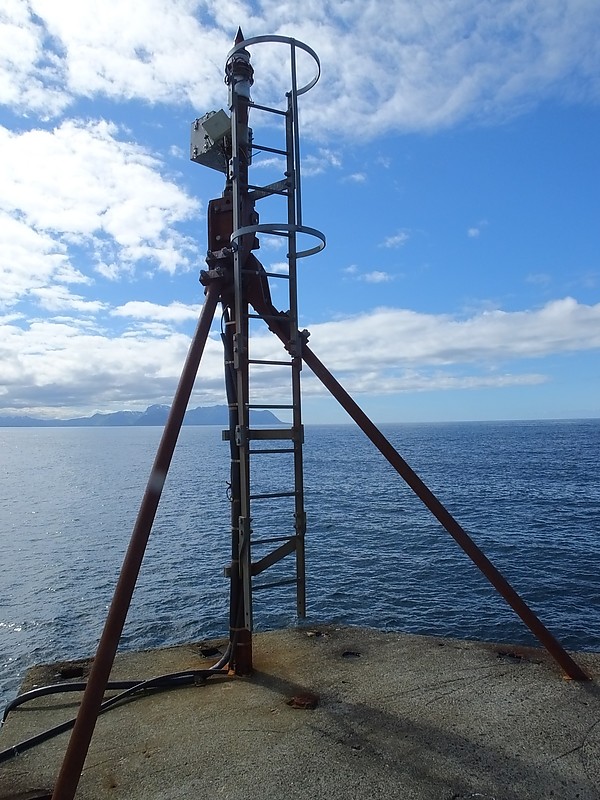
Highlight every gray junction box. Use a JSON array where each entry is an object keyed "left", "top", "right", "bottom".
[{"left": 190, "top": 109, "right": 231, "bottom": 173}]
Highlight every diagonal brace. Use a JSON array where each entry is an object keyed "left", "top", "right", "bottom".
[
  {"left": 51, "top": 281, "right": 222, "bottom": 800},
  {"left": 247, "top": 286, "right": 589, "bottom": 681}
]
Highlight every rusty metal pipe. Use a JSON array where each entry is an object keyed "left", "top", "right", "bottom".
[
  {"left": 51, "top": 282, "right": 221, "bottom": 800},
  {"left": 299, "top": 343, "right": 589, "bottom": 681},
  {"left": 247, "top": 289, "right": 588, "bottom": 681}
]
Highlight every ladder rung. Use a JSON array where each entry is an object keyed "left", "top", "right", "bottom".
[
  {"left": 264, "top": 271, "right": 289, "bottom": 279},
  {"left": 248, "top": 360, "right": 292, "bottom": 367},
  {"left": 249, "top": 448, "right": 295, "bottom": 455},
  {"left": 241, "top": 268, "right": 279, "bottom": 275},
  {"left": 252, "top": 578, "right": 297, "bottom": 592},
  {"left": 248, "top": 428, "right": 300, "bottom": 441},
  {"left": 247, "top": 403, "right": 294, "bottom": 409},
  {"left": 249, "top": 490, "right": 296, "bottom": 500},
  {"left": 252, "top": 143, "right": 287, "bottom": 155},
  {"left": 249, "top": 102, "right": 287, "bottom": 117}
]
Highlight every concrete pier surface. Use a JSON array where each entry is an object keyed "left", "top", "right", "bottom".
[{"left": 1, "top": 626, "right": 599, "bottom": 800}]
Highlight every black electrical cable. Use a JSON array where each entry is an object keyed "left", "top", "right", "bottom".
[
  {"left": 2, "top": 648, "right": 232, "bottom": 727},
  {"left": 211, "top": 641, "right": 233, "bottom": 670},
  {"left": 0, "top": 667, "right": 229, "bottom": 765},
  {"left": 1, "top": 681, "right": 139, "bottom": 726}
]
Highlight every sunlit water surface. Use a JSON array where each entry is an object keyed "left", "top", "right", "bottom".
[{"left": 1, "top": 419, "right": 599, "bottom": 708}]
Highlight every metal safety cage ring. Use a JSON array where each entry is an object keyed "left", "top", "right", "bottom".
[
  {"left": 226, "top": 35, "right": 321, "bottom": 97},
  {"left": 231, "top": 222, "right": 326, "bottom": 259}
]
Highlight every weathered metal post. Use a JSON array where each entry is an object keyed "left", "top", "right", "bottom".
[
  {"left": 223, "top": 28, "right": 255, "bottom": 674},
  {"left": 50, "top": 281, "right": 222, "bottom": 800}
]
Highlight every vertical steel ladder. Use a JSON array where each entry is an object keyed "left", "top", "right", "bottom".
[{"left": 222, "top": 35, "right": 325, "bottom": 667}]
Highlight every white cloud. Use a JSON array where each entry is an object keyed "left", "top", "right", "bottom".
[
  {"left": 526, "top": 273, "right": 552, "bottom": 286},
  {"left": 343, "top": 265, "right": 396, "bottom": 283},
  {"left": 362, "top": 271, "right": 393, "bottom": 283},
  {"left": 2, "top": 2, "right": 599, "bottom": 136},
  {"left": 28, "top": 0, "right": 230, "bottom": 110},
  {"left": 254, "top": 1, "right": 600, "bottom": 137},
  {"left": 300, "top": 368, "right": 547, "bottom": 399},
  {"left": 267, "top": 262, "right": 289, "bottom": 275},
  {"left": 0, "top": 120, "right": 200, "bottom": 309},
  {"left": 1, "top": 296, "right": 598, "bottom": 416},
  {"left": 30, "top": 285, "right": 106, "bottom": 313},
  {"left": 259, "top": 236, "right": 286, "bottom": 250},
  {"left": 345, "top": 173, "right": 367, "bottom": 183},
  {"left": 0, "top": 211, "right": 70, "bottom": 306},
  {"left": 0, "top": 0, "right": 70, "bottom": 116},
  {"left": 305, "top": 297, "right": 600, "bottom": 373},
  {"left": 0, "top": 313, "right": 225, "bottom": 416},
  {"left": 224, "top": 296, "right": 600, "bottom": 403},
  {"left": 302, "top": 148, "right": 342, "bottom": 177},
  {"left": 252, "top": 155, "right": 287, "bottom": 172},
  {"left": 111, "top": 300, "right": 203, "bottom": 323},
  {"left": 467, "top": 220, "right": 488, "bottom": 238},
  {"left": 381, "top": 231, "right": 410, "bottom": 248}
]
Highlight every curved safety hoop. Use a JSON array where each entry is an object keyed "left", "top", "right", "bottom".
[
  {"left": 226, "top": 34, "right": 321, "bottom": 96},
  {"left": 231, "top": 222, "right": 326, "bottom": 259}
]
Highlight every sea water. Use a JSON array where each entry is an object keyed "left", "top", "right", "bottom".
[{"left": 1, "top": 419, "right": 599, "bottom": 709}]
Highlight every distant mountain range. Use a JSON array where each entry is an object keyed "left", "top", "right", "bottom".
[{"left": 0, "top": 404, "right": 283, "bottom": 428}]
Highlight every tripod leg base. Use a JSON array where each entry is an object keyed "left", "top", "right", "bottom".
[{"left": 231, "top": 628, "right": 253, "bottom": 676}]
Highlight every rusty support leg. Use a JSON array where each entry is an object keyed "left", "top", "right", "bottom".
[
  {"left": 51, "top": 282, "right": 221, "bottom": 800},
  {"left": 300, "top": 343, "right": 589, "bottom": 681},
  {"left": 247, "top": 288, "right": 588, "bottom": 681}
]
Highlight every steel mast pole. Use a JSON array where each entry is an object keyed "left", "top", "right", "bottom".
[{"left": 225, "top": 28, "right": 255, "bottom": 674}]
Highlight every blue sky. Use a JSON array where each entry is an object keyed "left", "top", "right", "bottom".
[{"left": 1, "top": 1, "right": 599, "bottom": 423}]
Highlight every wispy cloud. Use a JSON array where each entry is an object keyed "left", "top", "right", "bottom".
[
  {"left": 342, "top": 265, "right": 395, "bottom": 283},
  {"left": 302, "top": 148, "right": 342, "bottom": 177},
  {"left": 362, "top": 271, "right": 394, "bottom": 283},
  {"left": 344, "top": 172, "right": 367, "bottom": 183},
  {"left": 526, "top": 273, "right": 552, "bottom": 286},
  {"left": 111, "top": 301, "right": 202, "bottom": 323},
  {"left": 467, "top": 220, "right": 488, "bottom": 238},
  {"left": 381, "top": 231, "right": 410, "bottom": 248}
]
